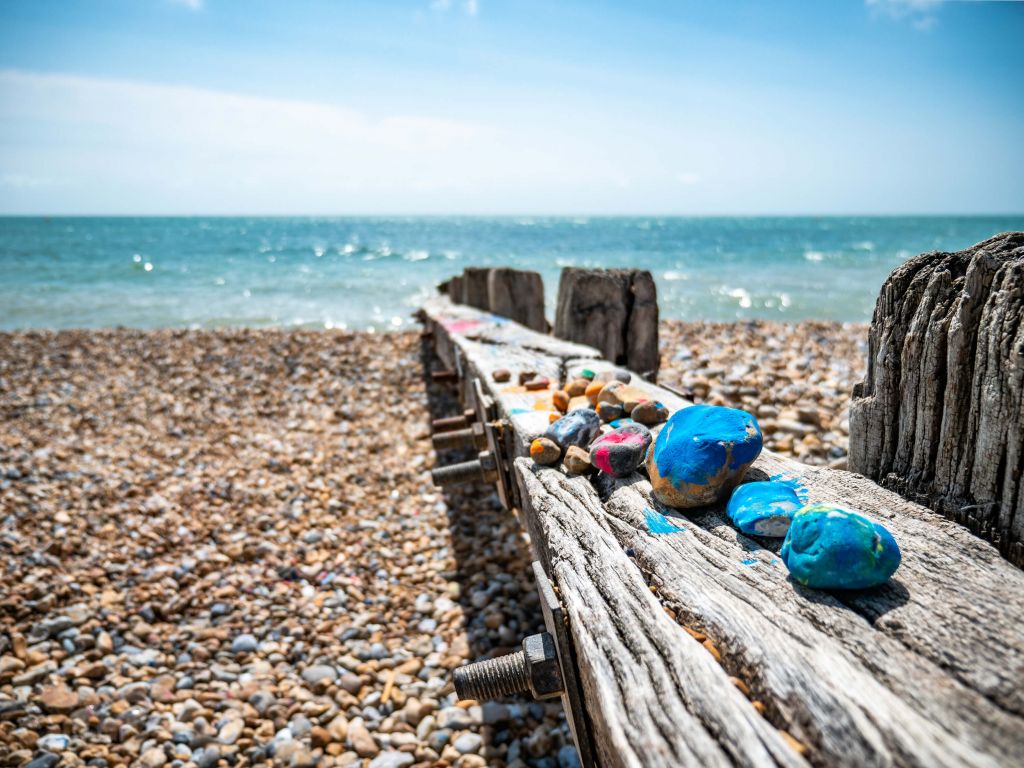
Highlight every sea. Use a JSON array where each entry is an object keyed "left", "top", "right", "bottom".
[{"left": 1, "top": 216, "right": 1021, "bottom": 331}]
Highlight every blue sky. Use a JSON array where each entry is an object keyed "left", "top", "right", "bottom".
[{"left": 0, "top": 0, "right": 1022, "bottom": 215}]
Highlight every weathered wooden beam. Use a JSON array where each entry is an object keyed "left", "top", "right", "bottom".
[
  {"left": 849, "top": 232, "right": 1024, "bottom": 566},
  {"left": 421, "top": 295, "right": 1024, "bottom": 767},
  {"left": 488, "top": 267, "right": 547, "bottom": 332}
]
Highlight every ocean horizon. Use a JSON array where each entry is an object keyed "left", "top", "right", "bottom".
[{"left": 2, "top": 215, "right": 1021, "bottom": 331}]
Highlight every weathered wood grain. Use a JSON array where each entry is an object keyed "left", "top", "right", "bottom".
[
  {"left": 517, "top": 462, "right": 806, "bottom": 768},
  {"left": 424, "top": 295, "right": 1024, "bottom": 767},
  {"left": 487, "top": 268, "right": 547, "bottom": 332},
  {"left": 849, "top": 232, "right": 1024, "bottom": 565}
]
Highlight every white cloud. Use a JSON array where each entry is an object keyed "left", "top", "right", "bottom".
[
  {"left": 430, "top": 0, "right": 478, "bottom": 16},
  {"left": 865, "top": 0, "right": 943, "bottom": 30}
]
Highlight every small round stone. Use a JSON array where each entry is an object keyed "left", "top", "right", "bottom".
[
  {"left": 565, "top": 378, "right": 590, "bottom": 397},
  {"left": 492, "top": 368, "right": 511, "bottom": 383},
  {"left": 530, "top": 437, "right": 561, "bottom": 465},
  {"left": 563, "top": 445, "right": 593, "bottom": 475},
  {"left": 596, "top": 402, "right": 624, "bottom": 422},
  {"left": 552, "top": 390, "right": 570, "bottom": 413},
  {"left": 517, "top": 369, "right": 539, "bottom": 385},
  {"left": 230, "top": 633, "right": 258, "bottom": 654},
  {"left": 524, "top": 377, "right": 551, "bottom": 391},
  {"left": 584, "top": 380, "right": 604, "bottom": 405},
  {"left": 589, "top": 424, "right": 652, "bottom": 477},
  {"left": 631, "top": 400, "right": 669, "bottom": 426},
  {"left": 597, "top": 381, "right": 628, "bottom": 407}
]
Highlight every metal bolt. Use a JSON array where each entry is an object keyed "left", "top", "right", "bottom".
[
  {"left": 430, "top": 409, "right": 476, "bottom": 433},
  {"left": 430, "top": 451, "right": 496, "bottom": 486},
  {"left": 431, "top": 368, "right": 458, "bottom": 383},
  {"left": 454, "top": 632, "right": 564, "bottom": 701},
  {"left": 431, "top": 422, "right": 486, "bottom": 451}
]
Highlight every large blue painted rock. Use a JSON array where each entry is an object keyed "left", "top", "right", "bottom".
[
  {"left": 590, "top": 423, "right": 652, "bottom": 478},
  {"left": 646, "top": 404, "right": 763, "bottom": 508},
  {"left": 544, "top": 408, "right": 601, "bottom": 452},
  {"left": 726, "top": 481, "right": 801, "bottom": 537},
  {"left": 780, "top": 504, "right": 902, "bottom": 590}
]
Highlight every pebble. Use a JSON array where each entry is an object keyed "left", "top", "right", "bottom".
[
  {"left": 492, "top": 368, "right": 511, "bottom": 382},
  {"left": 596, "top": 380, "right": 629, "bottom": 407},
  {"left": 454, "top": 732, "right": 483, "bottom": 753},
  {"left": 781, "top": 504, "right": 902, "bottom": 589},
  {"left": 348, "top": 721, "right": 380, "bottom": 757},
  {"left": 517, "top": 369, "right": 539, "bottom": 385},
  {"left": 552, "top": 389, "right": 570, "bottom": 413},
  {"left": 584, "top": 380, "right": 604, "bottom": 405},
  {"left": 589, "top": 424, "right": 652, "bottom": 478},
  {"left": 230, "top": 633, "right": 258, "bottom": 654},
  {"left": 631, "top": 400, "right": 669, "bottom": 426},
  {"left": 647, "top": 404, "right": 763, "bottom": 508},
  {"left": 660, "top": 320, "right": 866, "bottom": 464},
  {"left": 368, "top": 752, "right": 415, "bottom": 768},
  {"left": 530, "top": 437, "right": 562, "bottom": 465},
  {"left": 525, "top": 377, "right": 551, "bottom": 391},
  {"left": 565, "top": 378, "right": 590, "bottom": 397},
  {"left": 726, "top": 481, "right": 801, "bottom": 537},
  {"left": 0, "top": 330, "right": 590, "bottom": 768},
  {"left": 563, "top": 445, "right": 593, "bottom": 475},
  {"left": 596, "top": 402, "right": 625, "bottom": 423},
  {"left": 544, "top": 408, "right": 601, "bottom": 451}
]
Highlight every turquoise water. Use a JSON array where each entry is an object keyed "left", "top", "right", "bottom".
[{"left": 1, "top": 216, "right": 1020, "bottom": 330}]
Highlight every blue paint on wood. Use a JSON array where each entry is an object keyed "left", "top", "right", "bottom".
[{"left": 643, "top": 507, "right": 686, "bottom": 534}]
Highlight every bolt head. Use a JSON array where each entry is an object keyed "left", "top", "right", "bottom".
[{"left": 523, "top": 633, "right": 563, "bottom": 699}]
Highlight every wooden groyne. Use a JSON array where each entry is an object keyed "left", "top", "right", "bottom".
[{"left": 419, "top": 294, "right": 1024, "bottom": 768}]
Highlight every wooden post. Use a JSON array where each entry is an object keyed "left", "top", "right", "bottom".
[
  {"left": 460, "top": 267, "right": 491, "bottom": 311},
  {"left": 849, "top": 232, "right": 1024, "bottom": 566},
  {"left": 487, "top": 268, "right": 546, "bottom": 332},
  {"left": 554, "top": 268, "right": 659, "bottom": 379}
]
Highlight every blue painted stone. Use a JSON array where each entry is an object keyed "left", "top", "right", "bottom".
[
  {"left": 544, "top": 407, "right": 601, "bottom": 452},
  {"left": 780, "top": 504, "right": 902, "bottom": 590},
  {"left": 646, "top": 404, "right": 762, "bottom": 508},
  {"left": 726, "top": 481, "right": 801, "bottom": 537},
  {"left": 590, "top": 423, "right": 652, "bottom": 478}
]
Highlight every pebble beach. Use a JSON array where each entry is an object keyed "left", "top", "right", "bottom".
[{"left": 0, "top": 320, "right": 867, "bottom": 768}]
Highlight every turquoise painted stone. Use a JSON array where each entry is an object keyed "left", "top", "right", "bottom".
[
  {"left": 646, "top": 404, "right": 762, "bottom": 509},
  {"left": 544, "top": 407, "right": 601, "bottom": 452},
  {"left": 726, "top": 481, "right": 801, "bottom": 537},
  {"left": 590, "top": 423, "right": 652, "bottom": 478},
  {"left": 781, "top": 504, "right": 902, "bottom": 590}
]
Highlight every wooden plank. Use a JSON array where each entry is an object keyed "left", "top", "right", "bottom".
[
  {"left": 516, "top": 462, "right": 805, "bottom": 768},
  {"left": 423, "top": 296, "right": 1024, "bottom": 767}
]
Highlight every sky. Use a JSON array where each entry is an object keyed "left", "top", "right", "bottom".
[{"left": 0, "top": 0, "right": 1022, "bottom": 215}]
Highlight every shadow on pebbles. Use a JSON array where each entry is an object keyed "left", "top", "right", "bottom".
[{"left": 0, "top": 330, "right": 580, "bottom": 768}]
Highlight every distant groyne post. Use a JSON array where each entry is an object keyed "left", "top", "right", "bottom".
[
  {"left": 849, "top": 232, "right": 1024, "bottom": 566},
  {"left": 439, "top": 267, "right": 546, "bottom": 331},
  {"left": 553, "top": 268, "right": 660, "bottom": 380}
]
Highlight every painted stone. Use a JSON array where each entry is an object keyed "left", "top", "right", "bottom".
[
  {"left": 517, "top": 370, "right": 538, "bottom": 386},
  {"left": 492, "top": 368, "right": 511, "bottom": 383},
  {"left": 631, "top": 400, "right": 669, "bottom": 426},
  {"left": 584, "top": 380, "right": 604, "bottom": 405},
  {"left": 595, "top": 368, "right": 632, "bottom": 384},
  {"left": 544, "top": 408, "right": 601, "bottom": 452},
  {"left": 608, "top": 417, "right": 639, "bottom": 429},
  {"left": 563, "top": 445, "right": 594, "bottom": 475},
  {"left": 646, "top": 404, "right": 763, "bottom": 509},
  {"left": 565, "top": 378, "right": 590, "bottom": 397},
  {"left": 530, "top": 437, "right": 561, "bottom": 465},
  {"left": 597, "top": 402, "right": 625, "bottom": 422},
  {"left": 590, "top": 424, "right": 652, "bottom": 478},
  {"left": 597, "top": 380, "right": 628, "bottom": 407},
  {"left": 548, "top": 412, "right": 561, "bottom": 424},
  {"left": 524, "top": 377, "right": 550, "bottom": 391},
  {"left": 552, "top": 390, "right": 570, "bottom": 413},
  {"left": 726, "top": 481, "right": 801, "bottom": 537},
  {"left": 781, "top": 504, "right": 901, "bottom": 589},
  {"left": 580, "top": 368, "right": 596, "bottom": 380}
]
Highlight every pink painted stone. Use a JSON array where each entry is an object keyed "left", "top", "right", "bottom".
[{"left": 589, "top": 423, "right": 653, "bottom": 477}]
